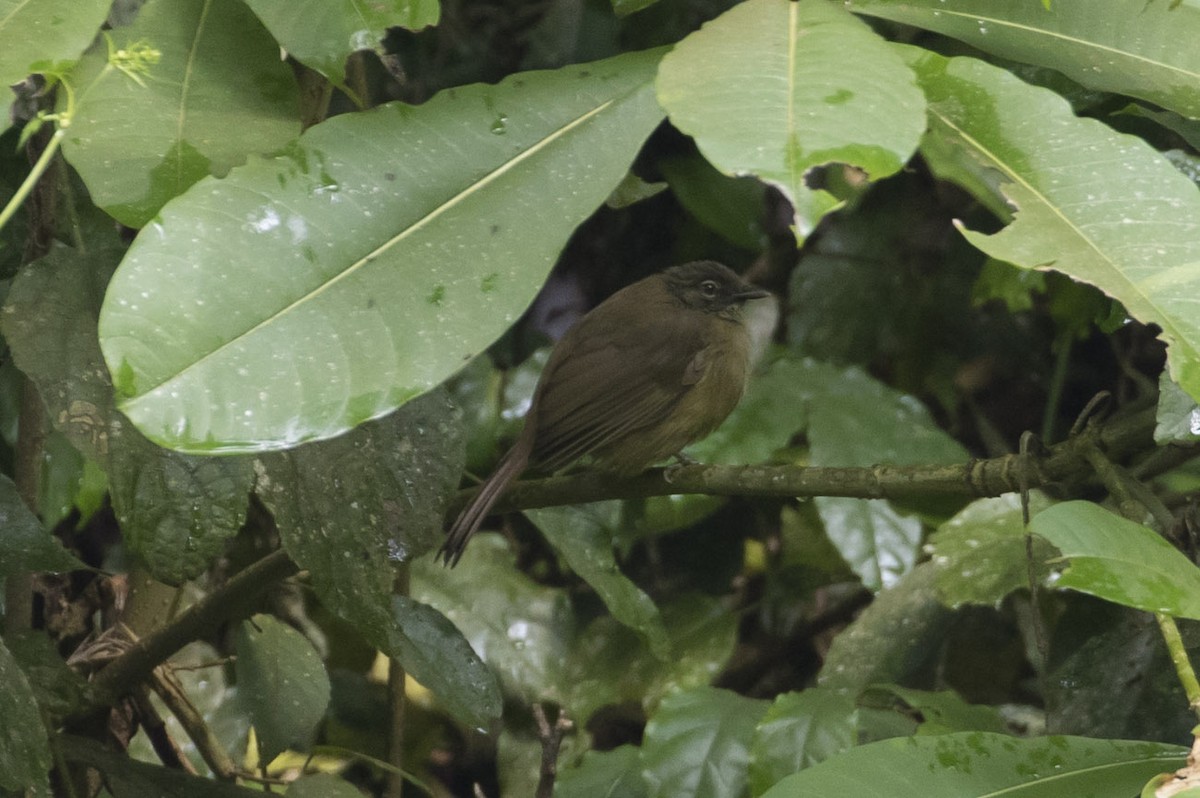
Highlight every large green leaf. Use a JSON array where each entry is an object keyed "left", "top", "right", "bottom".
[
  {"left": 0, "top": 637, "right": 51, "bottom": 791},
  {"left": 848, "top": 0, "right": 1200, "bottom": 119},
  {"left": 61, "top": 0, "right": 299, "bottom": 227},
  {"left": 907, "top": 48, "right": 1200, "bottom": 402},
  {"left": 641, "top": 686, "right": 768, "bottom": 798},
  {"left": 99, "top": 49, "right": 666, "bottom": 453},
  {"left": 258, "top": 389, "right": 499, "bottom": 728},
  {"left": 656, "top": 0, "right": 925, "bottom": 238},
  {"left": 1031, "top": 500, "right": 1200, "bottom": 619},
  {"left": 0, "top": 0, "right": 111, "bottom": 135},
  {"left": 526, "top": 502, "right": 669, "bottom": 658},
  {"left": 760, "top": 732, "right": 1185, "bottom": 797},
  {"left": 244, "top": 0, "right": 438, "bottom": 87},
  {"left": 1, "top": 241, "right": 253, "bottom": 583},
  {"left": 235, "top": 614, "right": 330, "bottom": 762},
  {"left": 747, "top": 688, "right": 857, "bottom": 795}
]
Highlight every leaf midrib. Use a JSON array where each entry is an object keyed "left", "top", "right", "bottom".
[
  {"left": 860, "top": 5, "right": 1200, "bottom": 84},
  {"left": 926, "top": 101, "right": 1195, "bottom": 360},
  {"left": 120, "top": 94, "right": 627, "bottom": 405}
]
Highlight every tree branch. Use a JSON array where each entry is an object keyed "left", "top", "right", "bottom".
[
  {"left": 79, "top": 550, "right": 298, "bottom": 713},
  {"left": 466, "top": 406, "right": 1173, "bottom": 516}
]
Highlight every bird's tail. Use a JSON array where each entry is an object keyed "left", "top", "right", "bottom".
[{"left": 437, "top": 428, "right": 534, "bottom": 567}]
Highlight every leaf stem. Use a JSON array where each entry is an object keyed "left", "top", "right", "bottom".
[
  {"left": 0, "top": 124, "right": 67, "bottom": 235},
  {"left": 1158, "top": 613, "right": 1200, "bottom": 720}
]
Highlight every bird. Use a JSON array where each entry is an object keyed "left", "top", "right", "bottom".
[{"left": 438, "top": 260, "right": 769, "bottom": 566}]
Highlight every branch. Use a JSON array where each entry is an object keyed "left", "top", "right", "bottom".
[
  {"left": 79, "top": 550, "right": 298, "bottom": 713},
  {"left": 465, "top": 406, "right": 1173, "bottom": 516}
]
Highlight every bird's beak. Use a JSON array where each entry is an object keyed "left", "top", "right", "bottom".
[{"left": 733, "top": 287, "right": 771, "bottom": 301}]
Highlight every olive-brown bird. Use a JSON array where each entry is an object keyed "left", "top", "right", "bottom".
[{"left": 438, "top": 260, "right": 769, "bottom": 565}]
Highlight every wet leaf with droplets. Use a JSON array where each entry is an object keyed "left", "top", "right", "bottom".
[
  {"left": 235, "top": 613, "right": 331, "bottom": 762},
  {"left": 244, "top": 0, "right": 438, "bottom": 87},
  {"left": 2, "top": 240, "right": 252, "bottom": 584},
  {"left": 656, "top": 0, "right": 926, "bottom": 239},
  {"left": 99, "top": 48, "right": 666, "bottom": 453},
  {"left": 257, "top": 389, "right": 500, "bottom": 726},
  {"left": 927, "top": 494, "right": 1055, "bottom": 608},
  {"left": 1031, "top": 501, "right": 1200, "bottom": 619},
  {"left": 847, "top": 0, "right": 1200, "bottom": 119},
  {"left": 908, "top": 48, "right": 1200, "bottom": 402}
]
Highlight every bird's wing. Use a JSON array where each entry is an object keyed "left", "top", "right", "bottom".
[{"left": 530, "top": 304, "right": 708, "bottom": 472}]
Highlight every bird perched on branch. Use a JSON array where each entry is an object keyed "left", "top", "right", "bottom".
[{"left": 439, "top": 260, "right": 769, "bottom": 565}]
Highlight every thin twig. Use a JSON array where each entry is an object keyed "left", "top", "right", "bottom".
[
  {"left": 131, "top": 685, "right": 197, "bottom": 774},
  {"left": 532, "top": 704, "right": 573, "bottom": 798},
  {"left": 78, "top": 549, "right": 299, "bottom": 715},
  {"left": 150, "top": 665, "right": 237, "bottom": 779}
]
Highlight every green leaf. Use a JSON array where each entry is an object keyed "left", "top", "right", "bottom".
[
  {"left": 803, "top": 360, "right": 969, "bottom": 469},
  {"left": 286, "top": 773, "right": 364, "bottom": 798},
  {"left": 927, "top": 494, "right": 1055, "bottom": 608},
  {"left": 1156, "top": 370, "right": 1200, "bottom": 444},
  {"left": 557, "top": 745, "right": 648, "bottom": 798},
  {"left": 801, "top": 359, "right": 965, "bottom": 589},
  {"left": 562, "top": 594, "right": 739, "bottom": 724},
  {"left": 815, "top": 497, "right": 921, "bottom": 592},
  {"left": 235, "top": 614, "right": 331, "bottom": 762},
  {"left": 819, "top": 563, "right": 952, "bottom": 692},
  {"left": 259, "top": 385, "right": 465, "bottom": 569},
  {"left": 641, "top": 686, "right": 768, "bottom": 798},
  {"left": 1046, "top": 602, "right": 1200, "bottom": 742},
  {"left": 860, "top": 686, "right": 1008, "bottom": 736},
  {"left": 848, "top": 0, "right": 1200, "bottom": 119},
  {"left": 1031, "top": 500, "right": 1200, "bottom": 618},
  {"left": 60, "top": 735, "right": 264, "bottom": 797},
  {"left": 5, "top": 631, "right": 91, "bottom": 719},
  {"left": 61, "top": 0, "right": 300, "bottom": 227},
  {"left": 656, "top": 0, "right": 925, "bottom": 238},
  {"left": 906, "top": 48, "right": 1200, "bottom": 403},
  {"left": 0, "top": 637, "right": 51, "bottom": 791},
  {"left": 386, "top": 596, "right": 503, "bottom": 730},
  {"left": 110, "top": 437, "right": 253, "bottom": 583},
  {"left": 258, "top": 390, "right": 499, "bottom": 727},
  {"left": 411, "top": 534, "right": 575, "bottom": 706},
  {"left": 98, "top": 49, "right": 667, "bottom": 454},
  {"left": 759, "top": 732, "right": 1185, "bottom": 797},
  {"left": 659, "top": 154, "right": 767, "bottom": 252},
  {"left": 2, "top": 240, "right": 253, "bottom": 583},
  {"left": 0, "top": 473, "right": 85, "bottom": 577},
  {"left": 244, "top": 0, "right": 438, "bottom": 87},
  {"left": 527, "top": 503, "right": 669, "bottom": 658},
  {"left": 748, "top": 689, "right": 857, "bottom": 795},
  {"left": 0, "top": 0, "right": 111, "bottom": 135}
]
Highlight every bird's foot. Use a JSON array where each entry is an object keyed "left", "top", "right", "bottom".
[{"left": 663, "top": 452, "right": 698, "bottom": 483}]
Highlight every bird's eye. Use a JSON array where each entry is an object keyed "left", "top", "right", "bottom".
[{"left": 700, "top": 280, "right": 719, "bottom": 297}]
